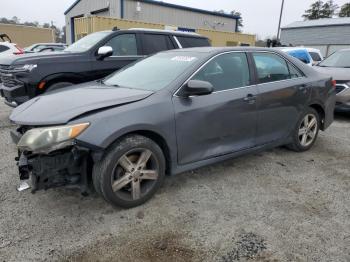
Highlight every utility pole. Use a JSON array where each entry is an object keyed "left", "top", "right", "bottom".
[{"left": 277, "top": 0, "right": 285, "bottom": 40}]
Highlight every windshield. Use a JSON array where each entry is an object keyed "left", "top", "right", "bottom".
[
  {"left": 65, "top": 31, "right": 111, "bottom": 53},
  {"left": 103, "top": 52, "right": 204, "bottom": 91},
  {"left": 318, "top": 50, "right": 350, "bottom": 68}
]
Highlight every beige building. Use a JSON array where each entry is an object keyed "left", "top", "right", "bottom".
[
  {"left": 65, "top": 0, "right": 255, "bottom": 45},
  {"left": 74, "top": 16, "right": 256, "bottom": 47},
  {"left": 0, "top": 23, "right": 55, "bottom": 48}
]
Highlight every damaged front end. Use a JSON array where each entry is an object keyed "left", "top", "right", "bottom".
[{"left": 11, "top": 124, "right": 94, "bottom": 194}]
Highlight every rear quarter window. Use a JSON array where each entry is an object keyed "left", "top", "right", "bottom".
[
  {"left": 142, "top": 34, "right": 175, "bottom": 55},
  {"left": 309, "top": 52, "right": 322, "bottom": 62},
  {"left": 0, "top": 45, "right": 10, "bottom": 53},
  {"left": 176, "top": 36, "right": 210, "bottom": 48}
]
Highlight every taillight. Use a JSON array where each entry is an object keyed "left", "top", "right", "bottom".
[
  {"left": 331, "top": 80, "right": 337, "bottom": 88},
  {"left": 13, "top": 45, "right": 24, "bottom": 55}
]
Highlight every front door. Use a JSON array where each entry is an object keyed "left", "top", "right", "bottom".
[{"left": 173, "top": 52, "right": 258, "bottom": 165}]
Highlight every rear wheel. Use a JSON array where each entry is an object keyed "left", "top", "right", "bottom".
[
  {"left": 287, "top": 108, "right": 320, "bottom": 152},
  {"left": 93, "top": 135, "right": 165, "bottom": 208}
]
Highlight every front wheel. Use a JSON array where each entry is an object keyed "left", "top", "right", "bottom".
[
  {"left": 93, "top": 135, "right": 166, "bottom": 208},
  {"left": 287, "top": 108, "right": 320, "bottom": 152}
]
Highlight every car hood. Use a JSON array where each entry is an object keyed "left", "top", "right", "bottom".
[
  {"left": 314, "top": 66, "right": 350, "bottom": 81},
  {"left": 10, "top": 82, "right": 154, "bottom": 126},
  {"left": 0, "top": 51, "right": 81, "bottom": 65}
]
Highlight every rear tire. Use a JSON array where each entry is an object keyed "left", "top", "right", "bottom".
[
  {"left": 92, "top": 135, "right": 165, "bottom": 208},
  {"left": 287, "top": 107, "right": 320, "bottom": 152}
]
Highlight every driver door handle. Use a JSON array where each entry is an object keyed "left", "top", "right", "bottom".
[{"left": 244, "top": 94, "right": 257, "bottom": 104}]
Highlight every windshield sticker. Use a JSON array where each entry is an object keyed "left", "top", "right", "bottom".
[{"left": 171, "top": 56, "right": 197, "bottom": 62}]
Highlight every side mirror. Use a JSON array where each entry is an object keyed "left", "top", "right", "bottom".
[
  {"left": 179, "top": 80, "right": 214, "bottom": 97},
  {"left": 97, "top": 46, "right": 113, "bottom": 60}
]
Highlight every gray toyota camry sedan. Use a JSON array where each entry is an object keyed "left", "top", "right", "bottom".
[{"left": 10, "top": 47, "right": 336, "bottom": 208}]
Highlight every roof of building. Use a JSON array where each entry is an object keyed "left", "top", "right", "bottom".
[
  {"left": 64, "top": 0, "right": 240, "bottom": 20},
  {"left": 282, "top": 17, "right": 350, "bottom": 29}
]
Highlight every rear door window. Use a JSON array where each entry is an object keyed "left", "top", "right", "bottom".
[
  {"left": 288, "top": 63, "right": 303, "bottom": 79},
  {"left": 176, "top": 36, "right": 210, "bottom": 48},
  {"left": 253, "top": 52, "right": 291, "bottom": 83},
  {"left": 142, "top": 34, "right": 175, "bottom": 55},
  {"left": 105, "top": 34, "right": 138, "bottom": 56}
]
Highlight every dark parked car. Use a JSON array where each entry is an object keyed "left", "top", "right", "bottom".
[
  {"left": 0, "top": 29, "right": 210, "bottom": 106},
  {"left": 10, "top": 47, "right": 336, "bottom": 208},
  {"left": 314, "top": 49, "right": 350, "bottom": 111},
  {"left": 24, "top": 43, "right": 68, "bottom": 53}
]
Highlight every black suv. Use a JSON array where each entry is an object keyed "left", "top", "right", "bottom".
[{"left": 0, "top": 28, "right": 210, "bottom": 106}]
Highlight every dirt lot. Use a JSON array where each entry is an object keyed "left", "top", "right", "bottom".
[{"left": 0, "top": 98, "right": 349, "bottom": 262}]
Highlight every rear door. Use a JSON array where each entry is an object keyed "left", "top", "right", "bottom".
[
  {"left": 173, "top": 52, "right": 258, "bottom": 165},
  {"left": 251, "top": 52, "right": 310, "bottom": 145},
  {"left": 92, "top": 33, "right": 144, "bottom": 79}
]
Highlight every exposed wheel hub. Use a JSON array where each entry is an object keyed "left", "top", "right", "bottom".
[
  {"left": 298, "top": 114, "right": 318, "bottom": 147},
  {"left": 111, "top": 149, "right": 159, "bottom": 201}
]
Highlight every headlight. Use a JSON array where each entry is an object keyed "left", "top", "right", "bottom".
[
  {"left": 13, "top": 64, "right": 37, "bottom": 72},
  {"left": 17, "top": 123, "right": 89, "bottom": 153}
]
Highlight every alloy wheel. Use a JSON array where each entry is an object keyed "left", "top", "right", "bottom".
[
  {"left": 298, "top": 114, "right": 318, "bottom": 147},
  {"left": 111, "top": 148, "right": 159, "bottom": 201}
]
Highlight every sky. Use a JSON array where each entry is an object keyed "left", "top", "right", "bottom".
[{"left": 0, "top": 0, "right": 349, "bottom": 38}]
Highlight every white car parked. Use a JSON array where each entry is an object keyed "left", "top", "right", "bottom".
[
  {"left": 0, "top": 34, "right": 24, "bottom": 57},
  {"left": 305, "top": 48, "right": 324, "bottom": 66},
  {"left": 276, "top": 47, "right": 324, "bottom": 66}
]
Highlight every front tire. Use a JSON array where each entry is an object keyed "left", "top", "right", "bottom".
[
  {"left": 93, "top": 135, "right": 165, "bottom": 208},
  {"left": 287, "top": 107, "right": 320, "bottom": 152}
]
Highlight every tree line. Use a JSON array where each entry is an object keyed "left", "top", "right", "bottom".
[
  {"left": 303, "top": 1, "right": 350, "bottom": 20},
  {"left": 0, "top": 16, "right": 66, "bottom": 43}
]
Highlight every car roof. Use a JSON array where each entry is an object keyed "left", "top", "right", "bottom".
[
  {"left": 305, "top": 47, "right": 321, "bottom": 53},
  {"left": 275, "top": 47, "right": 308, "bottom": 52},
  {"left": 100, "top": 28, "right": 208, "bottom": 38},
  {"left": 0, "top": 42, "right": 15, "bottom": 47},
  {"left": 127, "top": 28, "right": 202, "bottom": 37}
]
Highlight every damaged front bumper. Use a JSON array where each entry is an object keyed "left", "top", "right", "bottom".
[{"left": 11, "top": 130, "right": 92, "bottom": 194}]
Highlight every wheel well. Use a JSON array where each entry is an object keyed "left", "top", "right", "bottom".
[
  {"left": 46, "top": 77, "right": 77, "bottom": 88},
  {"left": 309, "top": 104, "right": 325, "bottom": 130},
  {"left": 110, "top": 131, "right": 172, "bottom": 175},
  {"left": 37, "top": 76, "right": 80, "bottom": 95}
]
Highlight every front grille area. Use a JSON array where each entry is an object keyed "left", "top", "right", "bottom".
[
  {"left": 0, "top": 65, "right": 11, "bottom": 70},
  {"left": 0, "top": 73, "right": 22, "bottom": 88},
  {"left": 0, "top": 65, "right": 24, "bottom": 88}
]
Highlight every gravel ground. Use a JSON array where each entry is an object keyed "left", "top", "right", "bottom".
[{"left": 0, "top": 98, "right": 349, "bottom": 262}]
